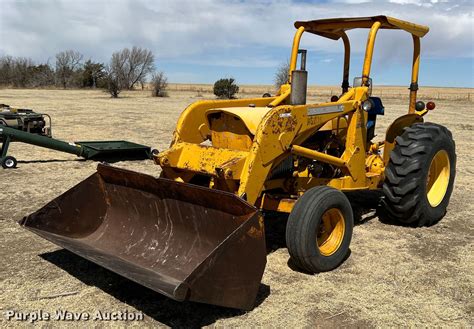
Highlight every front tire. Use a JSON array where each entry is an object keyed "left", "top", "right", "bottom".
[
  {"left": 382, "top": 122, "right": 456, "bottom": 226},
  {"left": 286, "top": 186, "right": 353, "bottom": 273}
]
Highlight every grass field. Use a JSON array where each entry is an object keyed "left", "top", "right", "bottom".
[{"left": 0, "top": 87, "right": 473, "bottom": 327}]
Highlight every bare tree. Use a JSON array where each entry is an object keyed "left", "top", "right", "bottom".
[
  {"left": 29, "top": 63, "right": 55, "bottom": 87},
  {"left": 0, "top": 56, "right": 55, "bottom": 88},
  {"left": 55, "top": 50, "right": 83, "bottom": 88},
  {"left": 0, "top": 55, "right": 15, "bottom": 86},
  {"left": 274, "top": 61, "right": 290, "bottom": 89},
  {"left": 110, "top": 47, "right": 155, "bottom": 90},
  {"left": 14, "top": 57, "right": 34, "bottom": 87},
  {"left": 151, "top": 72, "right": 168, "bottom": 97}
]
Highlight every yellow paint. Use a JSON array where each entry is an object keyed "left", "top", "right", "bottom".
[
  {"left": 289, "top": 26, "right": 305, "bottom": 83},
  {"left": 206, "top": 107, "right": 271, "bottom": 135},
  {"left": 427, "top": 150, "right": 450, "bottom": 207},
  {"left": 153, "top": 16, "right": 432, "bottom": 213},
  {"left": 366, "top": 154, "right": 385, "bottom": 175},
  {"left": 362, "top": 21, "right": 381, "bottom": 84},
  {"left": 173, "top": 97, "right": 275, "bottom": 145},
  {"left": 318, "top": 208, "right": 345, "bottom": 256},
  {"left": 257, "top": 195, "right": 296, "bottom": 213},
  {"left": 269, "top": 87, "right": 291, "bottom": 107},
  {"left": 157, "top": 142, "right": 248, "bottom": 176},
  {"left": 294, "top": 16, "right": 429, "bottom": 38},
  {"left": 291, "top": 145, "right": 347, "bottom": 168},
  {"left": 319, "top": 117, "right": 348, "bottom": 132},
  {"left": 295, "top": 16, "right": 427, "bottom": 114},
  {"left": 409, "top": 36, "right": 421, "bottom": 113}
]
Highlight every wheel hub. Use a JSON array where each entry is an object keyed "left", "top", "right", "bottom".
[
  {"left": 426, "top": 150, "right": 450, "bottom": 207},
  {"left": 5, "top": 159, "right": 14, "bottom": 168},
  {"left": 317, "top": 208, "right": 345, "bottom": 256}
]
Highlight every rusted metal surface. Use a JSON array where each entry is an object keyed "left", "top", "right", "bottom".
[{"left": 20, "top": 164, "right": 267, "bottom": 310}]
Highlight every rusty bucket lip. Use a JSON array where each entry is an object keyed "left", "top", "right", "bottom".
[{"left": 96, "top": 163, "right": 258, "bottom": 212}]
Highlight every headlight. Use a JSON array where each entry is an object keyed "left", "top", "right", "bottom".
[{"left": 362, "top": 99, "right": 374, "bottom": 112}]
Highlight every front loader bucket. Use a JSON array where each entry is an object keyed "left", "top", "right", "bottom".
[{"left": 20, "top": 164, "right": 266, "bottom": 310}]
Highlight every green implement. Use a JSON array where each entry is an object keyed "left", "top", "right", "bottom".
[{"left": 0, "top": 125, "right": 152, "bottom": 168}]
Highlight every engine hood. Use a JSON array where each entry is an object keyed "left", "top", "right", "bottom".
[{"left": 206, "top": 107, "right": 272, "bottom": 135}]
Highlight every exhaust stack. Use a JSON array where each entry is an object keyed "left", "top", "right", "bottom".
[{"left": 290, "top": 49, "right": 308, "bottom": 105}]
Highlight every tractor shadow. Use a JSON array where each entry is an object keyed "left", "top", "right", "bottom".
[
  {"left": 18, "top": 159, "right": 87, "bottom": 164},
  {"left": 263, "top": 212, "right": 289, "bottom": 253},
  {"left": 348, "top": 190, "right": 423, "bottom": 227},
  {"left": 40, "top": 250, "right": 270, "bottom": 327},
  {"left": 344, "top": 190, "right": 382, "bottom": 225},
  {"left": 19, "top": 157, "right": 149, "bottom": 164}
]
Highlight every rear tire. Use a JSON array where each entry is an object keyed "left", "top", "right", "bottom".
[
  {"left": 286, "top": 186, "right": 353, "bottom": 273},
  {"left": 382, "top": 122, "right": 456, "bottom": 226},
  {"left": 1, "top": 156, "right": 17, "bottom": 169}
]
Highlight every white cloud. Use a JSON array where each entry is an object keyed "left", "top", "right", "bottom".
[{"left": 0, "top": 0, "right": 472, "bottom": 68}]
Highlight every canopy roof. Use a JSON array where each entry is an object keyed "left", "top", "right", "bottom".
[{"left": 294, "top": 16, "right": 429, "bottom": 40}]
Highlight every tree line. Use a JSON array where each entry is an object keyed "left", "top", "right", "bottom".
[
  {"left": 0, "top": 47, "right": 167, "bottom": 98},
  {"left": 0, "top": 46, "right": 290, "bottom": 99}
]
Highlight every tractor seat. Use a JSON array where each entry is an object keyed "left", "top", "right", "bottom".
[{"left": 367, "top": 97, "right": 384, "bottom": 140}]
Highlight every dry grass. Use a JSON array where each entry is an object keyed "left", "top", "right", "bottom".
[{"left": 0, "top": 88, "right": 473, "bottom": 327}]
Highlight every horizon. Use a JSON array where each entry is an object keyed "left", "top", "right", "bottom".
[
  {"left": 164, "top": 82, "right": 474, "bottom": 89},
  {"left": 1, "top": 0, "right": 473, "bottom": 88}
]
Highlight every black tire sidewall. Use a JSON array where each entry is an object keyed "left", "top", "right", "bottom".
[
  {"left": 287, "top": 187, "right": 353, "bottom": 272},
  {"left": 382, "top": 123, "right": 456, "bottom": 226}
]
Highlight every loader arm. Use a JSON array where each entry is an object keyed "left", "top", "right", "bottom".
[
  {"left": 238, "top": 91, "right": 366, "bottom": 204},
  {"left": 158, "top": 86, "right": 369, "bottom": 205}
]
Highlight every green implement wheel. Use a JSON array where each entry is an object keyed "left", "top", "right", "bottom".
[{"left": 1, "top": 156, "right": 17, "bottom": 169}]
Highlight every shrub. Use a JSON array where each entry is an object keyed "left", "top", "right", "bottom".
[
  {"left": 104, "top": 66, "right": 125, "bottom": 98},
  {"left": 213, "top": 78, "right": 239, "bottom": 99},
  {"left": 151, "top": 72, "right": 168, "bottom": 97},
  {"left": 105, "top": 75, "right": 121, "bottom": 98}
]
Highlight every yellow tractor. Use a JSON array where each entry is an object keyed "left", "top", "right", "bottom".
[{"left": 21, "top": 16, "right": 456, "bottom": 310}]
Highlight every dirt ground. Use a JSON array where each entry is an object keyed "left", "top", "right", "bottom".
[{"left": 0, "top": 88, "right": 472, "bottom": 327}]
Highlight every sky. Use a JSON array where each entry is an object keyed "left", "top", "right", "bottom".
[{"left": 0, "top": 0, "right": 473, "bottom": 87}]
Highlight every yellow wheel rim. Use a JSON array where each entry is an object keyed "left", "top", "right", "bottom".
[
  {"left": 317, "top": 208, "right": 345, "bottom": 256},
  {"left": 426, "top": 150, "right": 450, "bottom": 207}
]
